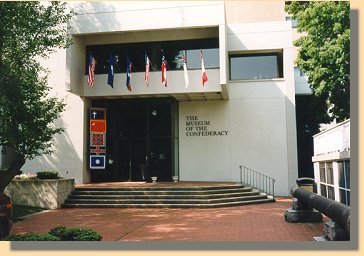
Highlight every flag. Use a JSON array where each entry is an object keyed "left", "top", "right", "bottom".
[
  {"left": 200, "top": 50, "right": 208, "bottom": 86},
  {"left": 182, "top": 51, "right": 189, "bottom": 88},
  {"left": 90, "top": 120, "right": 107, "bottom": 133},
  {"left": 107, "top": 52, "right": 115, "bottom": 88},
  {"left": 90, "top": 155, "right": 105, "bottom": 169},
  {"left": 90, "top": 108, "right": 106, "bottom": 120},
  {"left": 145, "top": 52, "right": 150, "bottom": 86},
  {"left": 161, "top": 51, "right": 167, "bottom": 87},
  {"left": 126, "top": 56, "right": 132, "bottom": 91},
  {"left": 87, "top": 52, "right": 96, "bottom": 87}
]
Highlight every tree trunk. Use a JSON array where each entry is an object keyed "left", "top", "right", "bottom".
[{"left": 0, "top": 153, "right": 25, "bottom": 193}]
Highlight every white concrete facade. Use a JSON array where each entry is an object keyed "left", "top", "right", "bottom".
[{"left": 21, "top": 1, "right": 302, "bottom": 196}]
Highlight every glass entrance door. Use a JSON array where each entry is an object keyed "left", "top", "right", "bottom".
[{"left": 90, "top": 98, "right": 175, "bottom": 182}]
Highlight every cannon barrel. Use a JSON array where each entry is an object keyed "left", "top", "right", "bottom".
[{"left": 291, "top": 186, "right": 350, "bottom": 233}]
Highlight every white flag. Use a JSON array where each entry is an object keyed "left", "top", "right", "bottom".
[{"left": 182, "top": 51, "right": 189, "bottom": 88}]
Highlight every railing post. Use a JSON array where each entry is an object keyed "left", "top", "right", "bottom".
[
  {"left": 239, "top": 165, "right": 275, "bottom": 198},
  {"left": 272, "top": 180, "right": 275, "bottom": 198},
  {"left": 239, "top": 165, "right": 242, "bottom": 185}
]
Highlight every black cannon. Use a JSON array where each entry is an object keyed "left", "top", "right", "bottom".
[
  {"left": 295, "top": 177, "right": 317, "bottom": 193},
  {"left": 285, "top": 186, "right": 350, "bottom": 241}
]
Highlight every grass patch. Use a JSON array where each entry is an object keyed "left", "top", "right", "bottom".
[{"left": 12, "top": 204, "right": 45, "bottom": 222}]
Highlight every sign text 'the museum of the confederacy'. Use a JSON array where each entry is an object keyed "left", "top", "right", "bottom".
[{"left": 185, "top": 116, "right": 228, "bottom": 137}]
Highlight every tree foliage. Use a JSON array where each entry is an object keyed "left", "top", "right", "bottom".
[
  {"left": 285, "top": 1, "right": 350, "bottom": 122},
  {"left": 0, "top": 2, "right": 73, "bottom": 192}
]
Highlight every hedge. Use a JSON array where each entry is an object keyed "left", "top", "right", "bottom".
[
  {"left": 4, "top": 226, "right": 102, "bottom": 241},
  {"left": 5, "top": 234, "right": 61, "bottom": 241},
  {"left": 36, "top": 171, "right": 60, "bottom": 180}
]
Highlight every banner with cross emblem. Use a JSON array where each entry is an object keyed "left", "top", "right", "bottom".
[{"left": 89, "top": 108, "right": 107, "bottom": 169}]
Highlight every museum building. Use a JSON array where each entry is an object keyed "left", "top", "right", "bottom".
[{"left": 20, "top": 1, "right": 311, "bottom": 196}]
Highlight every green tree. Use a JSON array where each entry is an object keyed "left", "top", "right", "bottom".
[
  {"left": 0, "top": 2, "right": 73, "bottom": 192},
  {"left": 285, "top": 1, "right": 350, "bottom": 122}
]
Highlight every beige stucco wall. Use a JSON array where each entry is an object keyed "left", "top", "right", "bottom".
[
  {"left": 21, "top": 49, "right": 86, "bottom": 183},
  {"left": 21, "top": 1, "right": 300, "bottom": 195},
  {"left": 225, "top": 1, "right": 286, "bottom": 24}
]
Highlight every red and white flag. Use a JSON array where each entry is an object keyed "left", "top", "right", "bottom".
[
  {"left": 87, "top": 52, "right": 96, "bottom": 87},
  {"left": 145, "top": 53, "right": 150, "bottom": 86},
  {"left": 200, "top": 50, "right": 208, "bottom": 86},
  {"left": 182, "top": 51, "right": 189, "bottom": 88},
  {"left": 161, "top": 51, "right": 167, "bottom": 87}
]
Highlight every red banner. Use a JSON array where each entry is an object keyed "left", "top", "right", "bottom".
[{"left": 90, "top": 120, "right": 106, "bottom": 133}]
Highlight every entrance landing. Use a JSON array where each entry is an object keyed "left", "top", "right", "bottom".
[{"left": 76, "top": 181, "right": 240, "bottom": 188}]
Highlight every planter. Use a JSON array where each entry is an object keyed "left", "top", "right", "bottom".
[
  {"left": 151, "top": 177, "right": 157, "bottom": 183},
  {"left": 4, "top": 179, "right": 75, "bottom": 209},
  {"left": 172, "top": 176, "right": 179, "bottom": 182}
]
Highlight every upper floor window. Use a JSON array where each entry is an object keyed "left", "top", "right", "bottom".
[
  {"left": 294, "top": 66, "right": 306, "bottom": 77},
  {"left": 85, "top": 38, "right": 219, "bottom": 75},
  {"left": 286, "top": 16, "right": 298, "bottom": 28},
  {"left": 229, "top": 51, "right": 283, "bottom": 81}
]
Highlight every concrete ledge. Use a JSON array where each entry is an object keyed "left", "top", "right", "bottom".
[
  {"left": 284, "top": 207, "right": 323, "bottom": 223},
  {"left": 4, "top": 179, "right": 75, "bottom": 209},
  {"left": 313, "top": 236, "right": 329, "bottom": 241}
]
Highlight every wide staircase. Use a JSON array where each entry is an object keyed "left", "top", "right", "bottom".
[{"left": 62, "top": 184, "right": 275, "bottom": 208}]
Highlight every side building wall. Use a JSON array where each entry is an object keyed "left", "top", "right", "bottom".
[{"left": 312, "top": 120, "right": 350, "bottom": 205}]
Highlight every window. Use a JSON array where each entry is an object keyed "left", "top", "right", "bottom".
[
  {"left": 229, "top": 52, "right": 283, "bottom": 81},
  {"left": 185, "top": 49, "right": 219, "bottom": 70},
  {"left": 294, "top": 67, "right": 306, "bottom": 77},
  {"left": 85, "top": 38, "right": 219, "bottom": 74},
  {"left": 286, "top": 16, "right": 298, "bottom": 28},
  {"left": 338, "top": 160, "right": 350, "bottom": 205},
  {"left": 318, "top": 162, "right": 335, "bottom": 200}
]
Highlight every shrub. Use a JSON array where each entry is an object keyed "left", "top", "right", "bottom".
[
  {"left": 36, "top": 171, "right": 60, "bottom": 180},
  {"left": 14, "top": 172, "right": 37, "bottom": 180},
  {"left": 5, "top": 233, "right": 61, "bottom": 241},
  {"left": 48, "top": 226, "right": 102, "bottom": 241}
]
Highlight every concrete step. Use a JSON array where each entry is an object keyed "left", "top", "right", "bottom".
[
  {"left": 62, "top": 184, "right": 275, "bottom": 208},
  {"left": 64, "top": 194, "right": 268, "bottom": 205},
  {"left": 74, "top": 185, "right": 245, "bottom": 192},
  {"left": 67, "top": 191, "right": 260, "bottom": 200},
  {"left": 62, "top": 198, "right": 276, "bottom": 208}
]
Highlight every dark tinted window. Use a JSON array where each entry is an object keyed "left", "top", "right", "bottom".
[
  {"left": 86, "top": 38, "right": 219, "bottom": 74},
  {"left": 229, "top": 52, "right": 283, "bottom": 80}
]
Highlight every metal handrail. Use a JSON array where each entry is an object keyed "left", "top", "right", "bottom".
[{"left": 239, "top": 165, "right": 276, "bottom": 198}]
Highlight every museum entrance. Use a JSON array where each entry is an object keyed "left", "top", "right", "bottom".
[{"left": 90, "top": 98, "right": 178, "bottom": 182}]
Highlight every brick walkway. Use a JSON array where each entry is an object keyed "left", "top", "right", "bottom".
[{"left": 11, "top": 197, "right": 326, "bottom": 241}]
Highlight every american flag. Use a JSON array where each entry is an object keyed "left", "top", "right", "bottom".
[
  {"left": 87, "top": 52, "right": 96, "bottom": 87},
  {"left": 182, "top": 51, "right": 189, "bottom": 88},
  {"left": 201, "top": 50, "right": 208, "bottom": 86},
  {"left": 126, "top": 56, "right": 132, "bottom": 91},
  {"left": 145, "top": 52, "right": 150, "bottom": 86},
  {"left": 161, "top": 51, "right": 167, "bottom": 87}
]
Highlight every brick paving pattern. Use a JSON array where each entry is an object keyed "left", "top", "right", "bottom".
[{"left": 11, "top": 197, "right": 326, "bottom": 241}]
